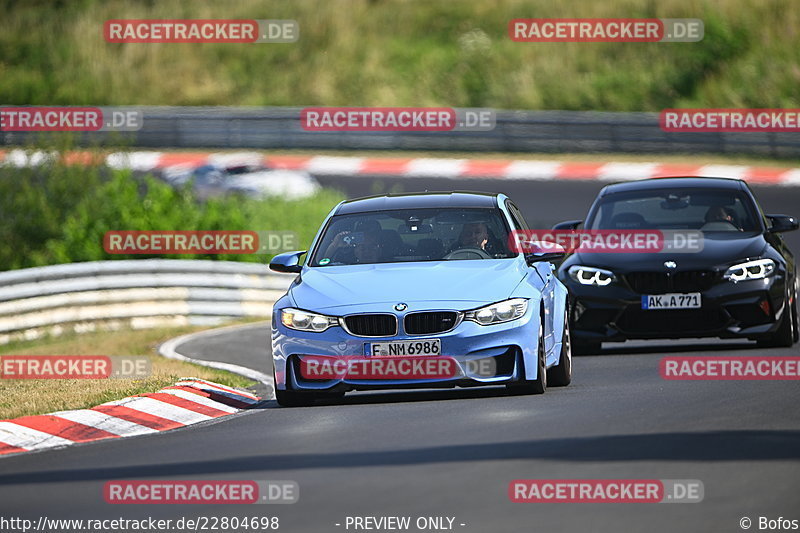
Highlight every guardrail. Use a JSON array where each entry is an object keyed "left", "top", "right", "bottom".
[
  {"left": 0, "top": 259, "right": 293, "bottom": 345},
  {"left": 3, "top": 107, "right": 798, "bottom": 158}
]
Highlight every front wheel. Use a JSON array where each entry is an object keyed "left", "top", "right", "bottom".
[
  {"left": 275, "top": 388, "right": 316, "bottom": 407},
  {"left": 792, "top": 286, "right": 799, "bottom": 344},
  {"left": 757, "top": 293, "right": 796, "bottom": 348},
  {"left": 572, "top": 339, "right": 601, "bottom": 355},
  {"left": 274, "top": 367, "right": 316, "bottom": 407},
  {"left": 506, "top": 319, "right": 547, "bottom": 395},
  {"left": 547, "top": 311, "right": 572, "bottom": 387}
]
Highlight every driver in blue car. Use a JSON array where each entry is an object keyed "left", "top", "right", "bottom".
[
  {"left": 459, "top": 222, "right": 489, "bottom": 250},
  {"left": 449, "top": 221, "right": 505, "bottom": 256}
]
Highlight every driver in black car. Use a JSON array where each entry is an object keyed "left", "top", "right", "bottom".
[{"left": 704, "top": 205, "right": 742, "bottom": 231}]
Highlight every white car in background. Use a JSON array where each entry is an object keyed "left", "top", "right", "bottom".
[{"left": 160, "top": 152, "right": 319, "bottom": 200}]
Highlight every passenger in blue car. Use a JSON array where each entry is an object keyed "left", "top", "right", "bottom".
[{"left": 322, "top": 220, "right": 384, "bottom": 264}]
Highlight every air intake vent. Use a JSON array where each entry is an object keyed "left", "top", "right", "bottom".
[
  {"left": 404, "top": 311, "right": 460, "bottom": 335},
  {"left": 626, "top": 271, "right": 715, "bottom": 294},
  {"left": 616, "top": 308, "right": 726, "bottom": 334},
  {"left": 343, "top": 314, "right": 397, "bottom": 337}
]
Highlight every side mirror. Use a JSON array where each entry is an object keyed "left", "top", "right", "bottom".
[
  {"left": 526, "top": 252, "right": 566, "bottom": 264},
  {"left": 524, "top": 242, "right": 567, "bottom": 264},
  {"left": 766, "top": 214, "right": 799, "bottom": 233},
  {"left": 552, "top": 219, "right": 583, "bottom": 230},
  {"left": 269, "top": 250, "right": 307, "bottom": 273}
]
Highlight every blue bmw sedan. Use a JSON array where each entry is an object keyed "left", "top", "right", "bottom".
[{"left": 269, "top": 192, "right": 571, "bottom": 406}]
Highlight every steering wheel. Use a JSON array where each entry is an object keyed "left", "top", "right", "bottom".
[
  {"left": 700, "top": 221, "right": 739, "bottom": 232},
  {"left": 443, "top": 247, "right": 492, "bottom": 260}
]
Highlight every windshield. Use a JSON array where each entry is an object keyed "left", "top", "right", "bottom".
[
  {"left": 585, "top": 188, "right": 761, "bottom": 233},
  {"left": 309, "top": 207, "right": 515, "bottom": 266}
]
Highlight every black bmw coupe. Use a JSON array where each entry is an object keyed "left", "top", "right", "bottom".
[{"left": 556, "top": 177, "right": 798, "bottom": 353}]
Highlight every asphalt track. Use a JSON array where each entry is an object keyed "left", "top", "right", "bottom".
[{"left": 1, "top": 176, "right": 799, "bottom": 532}]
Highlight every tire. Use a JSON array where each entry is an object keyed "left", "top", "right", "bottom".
[
  {"left": 572, "top": 339, "right": 601, "bottom": 355},
  {"left": 275, "top": 388, "right": 315, "bottom": 407},
  {"left": 792, "top": 285, "right": 799, "bottom": 344},
  {"left": 274, "top": 367, "right": 316, "bottom": 407},
  {"left": 506, "top": 316, "right": 547, "bottom": 395},
  {"left": 319, "top": 390, "right": 346, "bottom": 401},
  {"left": 547, "top": 311, "right": 572, "bottom": 387},
  {"left": 757, "top": 294, "right": 795, "bottom": 348}
]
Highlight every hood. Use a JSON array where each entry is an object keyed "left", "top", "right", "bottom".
[
  {"left": 290, "top": 259, "right": 528, "bottom": 311},
  {"left": 567, "top": 232, "right": 769, "bottom": 272}
]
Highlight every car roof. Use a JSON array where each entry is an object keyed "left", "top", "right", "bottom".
[
  {"left": 600, "top": 176, "right": 746, "bottom": 197},
  {"left": 335, "top": 191, "right": 500, "bottom": 215}
]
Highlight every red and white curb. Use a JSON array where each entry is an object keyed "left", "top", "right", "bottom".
[
  {"left": 0, "top": 378, "right": 259, "bottom": 457},
  {"left": 2, "top": 149, "right": 799, "bottom": 186}
]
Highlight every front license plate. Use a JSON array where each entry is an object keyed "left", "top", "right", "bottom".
[
  {"left": 370, "top": 339, "right": 441, "bottom": 357},
  {"left": 641, "top": 293, "right": 701, "bottom": 309}
]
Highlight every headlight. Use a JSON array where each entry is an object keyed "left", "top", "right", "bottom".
[
  {"left": 568, "top": 265, "right": 615, "bottom": 286},
  {"left": 464, "top": 298, "right": 528, "bottom": 325},
  {"left": 723, "top": 259, "right": 775, "bottom": 282},
  {"left": 280, "top": 308, "right": 338, "bottom": 332}
]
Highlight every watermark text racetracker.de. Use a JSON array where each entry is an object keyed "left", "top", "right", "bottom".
[
  {"left": 299, "top": 355, "right": 498, "bottom": 380},
  {"left": 661, "top": 109, "right": 800, "bottom": 132},
  {"left": 301, "top": 107, "right": 495, "bottom": 132},
  {"left": 509, "top": 18, "right": 703, "bottom": 42},
  {"left": 661, "top": 357, "right": 800, "bottom": 380},
  {"left": 104, "top": 480, "right": 297, "bottom": 504},
  {"left": 103, "top": 230, "right": 298, "bottom": 255},
  {"left": 509, "top": 479, "right": 704, "bottom": 503},
  {"left": 0, "top": 107, "right": 142, "bottom": 132},
  {"left": 0, "top": 356, "right": 150, "bottom": 379},
  {"left": 104, "top": 19, "right": 298, "bottom": 43},
  {"left": 509, "top": 229, "right": 704, "bottom": 254}
]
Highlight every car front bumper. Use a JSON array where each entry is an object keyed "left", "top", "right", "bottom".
[
  {"left": 563, "top": 273, "right": 789, "bottom": 343},
  {"left": 271, "top": 302, "right": 545, "bottom": 392}
]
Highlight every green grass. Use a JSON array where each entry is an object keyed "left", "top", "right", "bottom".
[
  {"left": 0, "top": 0, "right": 797, "bottom": 111},
  {"left": 0, "top": 322, "right": 260, "bottom": 420},
  {"left": 0, "top": 144, "right": 344, "bottom": 271}
]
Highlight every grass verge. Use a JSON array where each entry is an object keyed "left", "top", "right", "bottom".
[
  {"left": 0, "top": 322, "right": 261, "bottom": 420},
  {"left": 0, "top": 154, "right": 344, "bottom": 271},
  {"left": 2, "top": 0, "right": 798, "bottom": 111}
]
